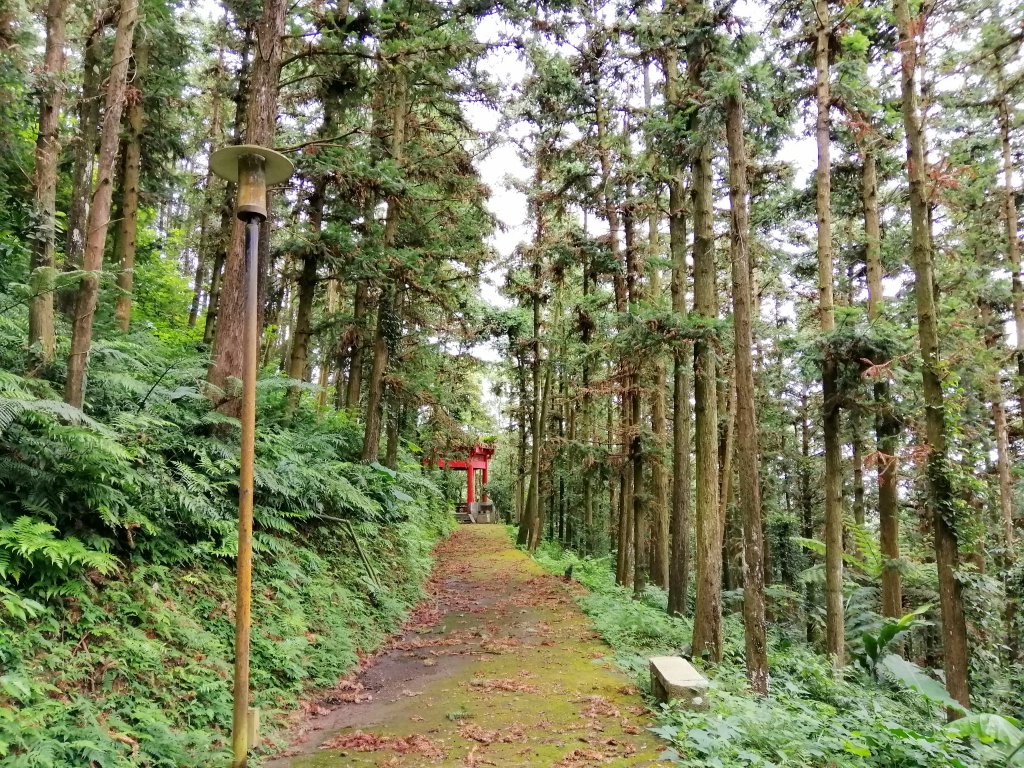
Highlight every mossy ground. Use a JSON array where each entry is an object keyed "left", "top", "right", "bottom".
[{"left": 271, "top": 526, "right": 671, "bottom": 767}]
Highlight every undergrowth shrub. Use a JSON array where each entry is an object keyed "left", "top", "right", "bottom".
[
  {"left": 0, "top": 320, "right": 455, "bottom": 766},
  {"left": 531, "top": 537, "right": 1016, "bottom": 768}
]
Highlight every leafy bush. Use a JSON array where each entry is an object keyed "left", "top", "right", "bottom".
[
  {"left": 0, "top": 318, "right": 455, "bottom": 765},
  {"left": 530, "top": 537, "right": 1014, "bottom": 768}
]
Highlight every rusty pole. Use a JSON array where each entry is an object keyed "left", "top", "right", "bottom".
[{"left": 209, "top": 145, "right": 292, "bottom": 768}]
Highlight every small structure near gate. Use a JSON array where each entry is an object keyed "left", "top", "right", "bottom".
[{"left": 428, "top": 443, "right": 497, "bottom": 523}]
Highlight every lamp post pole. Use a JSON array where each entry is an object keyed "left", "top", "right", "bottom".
[{"left": 209, "top": 145, "right": 292, "bottom": 768}]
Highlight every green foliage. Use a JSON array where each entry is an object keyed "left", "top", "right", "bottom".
[
  {"left": 0, "top": 307, "right": 455, "bottom": 764},
  {"left": 855, "top": 605, "right": 932, "bottom": 678},
  {"left": 878, "top": 653, "right": 968, "bottom": 714},
  {"left": 0, "top": 508, "right": 448, "bottom": 766},
  {"left": 531, "top": 537, "right": 1010, "bottom": 768},
  {"left": 946, "top": 715, "right": 1024, "bottom": 764},
  {"left": 0, "top": 517, "right": 118, "bottom": 602}
]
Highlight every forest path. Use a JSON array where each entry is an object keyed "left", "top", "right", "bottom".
[{"left": 267, "top": 525, "right": 672, "bottom": 767}]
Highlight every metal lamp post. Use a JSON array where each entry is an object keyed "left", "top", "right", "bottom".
[{"left": 209, "top": 144, "right": 293, "bottom": 768}]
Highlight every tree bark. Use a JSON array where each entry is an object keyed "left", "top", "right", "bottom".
[
  {"left": 589, "top": 44, "right": 631, "bottom": 585},
  {"left": 863, "top": 147, "right": 902, "bottom": 619},
  {"left": 528, "top": 358, "right": 552, "bottom": 551},
  {"left": 202, "top": 23, "right": 252, "bottom": 344},
  {"left": 719, "top": 375, "right": 737, "bottom": 592},
  {"left": 645, "top": 63, "right": 669, "bottom": 590},
  {"left": 624, "top": 178, "right": 647, "bottom": 598},
  {"left": 384, "top": 397, "right": 400, "bottom": 469},
  {"left": 27, "top": 0, "right": 67, "bottom": 367},
  {"left": 980, "top": 301, "right": 1017, "bottom": 658},
  {"left": 113, "top": 38, "right": 148, "bottom": 333},
  {"left": 318, "top": 278, "right": 339, "bottom": 410},
  {"left": 995, "top": 59, "right": 1020, "bottom": 655},
  {"left": 189, "top": 48, "right": 226, "bottom": 328},
  {"left": 582, "top": 246, "right": 595, "bottom": 552},
  {"left": 997, "top": 78, "right": 1024, "bottom": 436},
  {"left": 664, "top": 48, "right": 692, "bottom": 618},
  {"left": 815, "top": 0, "right": 845, "bottom": 667},
  {"left": 726, "top": 92, "right": 768, "bottom": 693},
  {"left": 285, "top": 176, "right": 327, "bottom": 415},
  {"left": 688, "top": 24, "right": 722, "bottom": 661},
  {"left": 518, "top": 158, "right": 546, "bottom": 547},
  {"left": 361, "top": 66, "right": 408, "bottom": 461},
  {"left": 895, "top": 0, "right": 970, "bottom": 711},
  {"left": 62, "top": 6, "right": 113, "bottom": 298},
  {"left": 64, "top": 0, "right": 138, "bottom": 408},
  {"left": 361, "top": 292, "right": 392, "bottom": 462},
  {"left": 800, "top": 393, "right": 815, "bottom": 643},
  {"left": 344, "top": 281, "right": 368, "bottom": 410}
]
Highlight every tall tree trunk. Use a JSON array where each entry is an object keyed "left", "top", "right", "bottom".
[
  {"left": 582, "top": 250, "right": 595, "bottom": 553},
  {"left": 528, "top": 359, "right": 552, "bottom": 551},
  {"left": 664, "top": 48, "right": 692, "bottom": 617},
  {"left": 726, "top": 92, "right": 768, "bottom": 693},
  {"left": 518, "top": 159, "right": 546, "bottom": 547},
  {"left": 863, "top": 148, "right": 902, "bottom": 618},
  {"left": 559, "top": 371, "right": 568, "bottom": 543},
  {"left": 800, "top": 394, "right": 815, "bottom": 643},
  {"left": 815, "top": 0, "right": 845, "bottom": 666},
  {"left": 203, "top": 243, "right": 227, "bottom": 343},
  {"left": 317, "top": 279, "right": 338, "bottom": 410},
  {"left": 64, "top": 0, "right": 139, "bottom": 408},
  {"left": 385, "top": 397, "right": 400, "bottom": 469},
  {"left": 189, "top": 48, "right": 226, "bottom": 328},
  {"left": 27, "top": 0, "right": 67, "bottom": 367},
  {"left": 688, "top": 23, "right": 722, "bottom": 661},
  {"left": 997, "top": 81, "right": 1024, "bottom": 432},
  {"left": 361, "top": 67, "right": 408, "bottom": 461},
  {"left": 608, "top": 397, "right": 617, "bottom": 553},
  {"left": 995, "top": 62, "right": 1019, "bottom": 659},
  {"left": 360, "top": 294, "right": 391, "bottom": 462},
  {"left": 202, "top": 23, "right": 252, "bottom": 344},
  {"left": 851, "top": 413, "right": 865, "bottom": 527},
  {"left": 894, "top": 0, "right": 970, "bottom": 711},
  {"left": 208, "top": 0, "right": 287, "bottom": 411},
  {"left": 590, "top": 48, "right": 630, "bottom": 586},
  {"left": 718, "top": 375, "right": 737, "bottom": 592},
  {"left": 113, "top": 38, "right": 148, "bottom": 333},
  {"left": 285, "top": 175, "right": 327, "bottom": 415},
  {"left": 344, "top": 281, "right": 368, "bottom": 410},
  {"left": 981, "top": 301, "right": 1017, "bottom": 658},
  {"left": 516, "top": 353, "right": 528, "bottom": 523},
  {"left": 62, "top": 5, "right": 113, "bottom": 311},
  {"left": 645, "top": 63, "right": 670, "bottom": 590},
  {"left": 624, "top": 177, "right": 647, "bottom": 598}
]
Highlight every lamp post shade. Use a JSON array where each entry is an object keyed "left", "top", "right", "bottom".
[{"left": 209, "top": 144, "right": 293, "bottom": 185}]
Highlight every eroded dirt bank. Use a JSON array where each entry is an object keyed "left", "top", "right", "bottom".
[{"left": 268, "top": 526, "right": 671, "bottom": 767}]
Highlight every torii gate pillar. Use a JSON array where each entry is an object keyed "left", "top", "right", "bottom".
[{"left": 429, "top": 443, "right": 495, "bottom": 510}]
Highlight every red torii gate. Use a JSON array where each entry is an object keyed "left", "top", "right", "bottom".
[{"left": 429, "top": 444, "right": 495, "bottom": 504}]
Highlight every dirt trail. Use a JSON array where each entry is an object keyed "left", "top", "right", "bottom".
[{"left": 267, "top": 525, "right": 671, "bottom": 767}]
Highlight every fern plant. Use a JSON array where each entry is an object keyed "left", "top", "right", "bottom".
[{"left": 0, "top": 517, "right": 118, "bottom": 603}]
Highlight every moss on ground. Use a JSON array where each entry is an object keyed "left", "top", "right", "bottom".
[{"left": 280, "top": 526, "right": 671, "bottom": 767}]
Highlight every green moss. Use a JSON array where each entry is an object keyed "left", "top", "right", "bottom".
[{"left": 288, "top": 527, "right": 669, "bottom": 767}]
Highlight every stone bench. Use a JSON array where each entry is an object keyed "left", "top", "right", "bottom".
[{"left": 649, "top": 656, "right": 709, "bottom": 708}]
